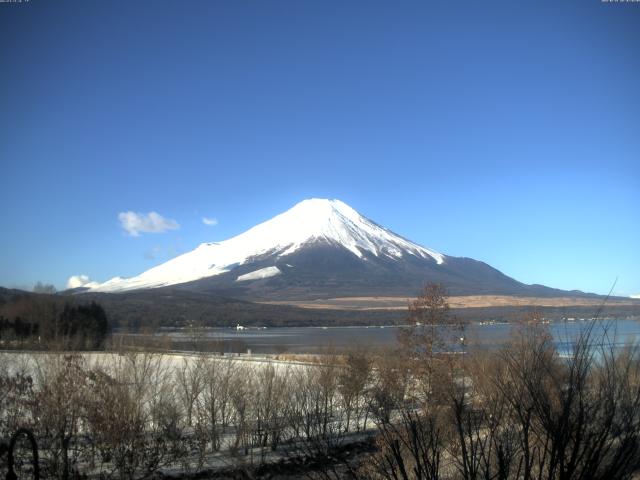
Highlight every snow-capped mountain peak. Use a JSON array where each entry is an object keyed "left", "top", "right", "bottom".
[{"left": 88, "top": 198, "right": 445, "bottom": 292}]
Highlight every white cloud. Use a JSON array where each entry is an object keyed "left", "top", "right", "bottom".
[
  {"left": 202, "top": 216, "right": 218, "bottom": 226},
  {"left": 631, "top": 294, "right": 640, "bottom": 299},
  {"left": 118, "top": 211, "right": 180, "bottom": 236},
  {"left": 67, "top": 275, "right": 98, "bottom": 289}
]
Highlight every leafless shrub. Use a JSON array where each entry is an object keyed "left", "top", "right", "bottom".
[
  {"left": 229, "top": 363, "right": 253, "bottom": 458},
  {"left": 175, "top": 356, "right": 205, "bottom": 428},
  {"left": 368, "top": 351, "right": 410, "bottom": 426},
  {"left": 31, "top": 354, "right": 88, "bottom": 480},
  {"left": 198, "top": 356, "right": 236, "bottom": 453},
  {"left": 338, "top": 349, "right": 372, "bottom": 433},
  {"left": 283, "top": 357, "right": 359, "bottom": 480},
  {"left": 25, "top": 352, "right": 186, "bottom": 480},
  {"left": 368, "top": 288, "right": 640, "bottom": 480},
  {"left": 362, "top": 408, "right": 445, "bottom": 480},
  {"left": 492, "top": 319, "right": 640, "bottom": 480},
  {"left": 252, "top": 363, "right": 290, "bottom": 458}
]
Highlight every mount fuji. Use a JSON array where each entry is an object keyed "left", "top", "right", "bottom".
[{"left": 84, "top": 199, "right": 581, "bottom": 300}]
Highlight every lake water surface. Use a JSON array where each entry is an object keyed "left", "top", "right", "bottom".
[{"left": 165, "top": 318, "right": 640, "bottom": 354}]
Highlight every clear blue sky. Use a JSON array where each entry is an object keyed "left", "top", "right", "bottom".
[{"left": 1, "top": 0, "right": 638, "bottom": 296}]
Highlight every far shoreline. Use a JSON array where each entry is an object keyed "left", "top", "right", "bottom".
[{"left": 259, "top": 294, "right": 640, "bottom": 311}]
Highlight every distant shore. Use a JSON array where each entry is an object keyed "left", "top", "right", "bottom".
[{"left": 260, "top": 294, "right": 640, "bottom": 310}]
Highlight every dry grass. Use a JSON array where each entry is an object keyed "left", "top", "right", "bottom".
[{"left": 260, "top": 295, "right": 640, "bottom": 311}]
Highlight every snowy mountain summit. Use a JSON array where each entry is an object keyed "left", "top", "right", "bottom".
[{"left": 90, "top": 199, "right": 445, "bottom": 293}]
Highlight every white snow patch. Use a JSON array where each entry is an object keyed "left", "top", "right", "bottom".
[{"left": 236, "top": 266, "right": 281, "bottom": 282}]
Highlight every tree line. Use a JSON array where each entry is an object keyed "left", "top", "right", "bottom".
[{"left": 0, "top": 294, "right": 109, "bottom": 350}]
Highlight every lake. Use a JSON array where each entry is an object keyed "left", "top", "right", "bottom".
[{"left": 160, "top": 318, "right": 640, "bottom": 355}]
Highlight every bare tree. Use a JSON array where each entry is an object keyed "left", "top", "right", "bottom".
[
  {"left": 368, "top": 351, "right": 410, "bottom": 426},
  {"left": 363, "top": 408, "right": 445, "bottom": 480},
  {"left": 175, "top": 356, "right": 205, "bottom": 427},
  {"left": 398, "top": 283, "right": 464, "bottom": 405},
  {"left": 83, "top": 353, "right": 185, "bottom": 480},
  {"left": 198, "top": 356, "right": 236, "bottom": 452},
  {"left": 229, "top": 363, "right": 253, "bottom": 458},
  {"left": 338, "top": 349, "right": 372, "bottom": 433},
  {"left": 253, "top": 363, "right": 290, "bottom": 458},
  {"left": 31, "top": 354, "right": 88, "bottom": 480}
]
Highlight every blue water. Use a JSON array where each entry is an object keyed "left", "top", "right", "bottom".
[{"left": 166, "top": 318, "right": 640, "bottom": 354}]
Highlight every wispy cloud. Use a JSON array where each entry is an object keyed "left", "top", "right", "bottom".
[
  {"left": 144, "top": 246, "right": 163, "bottom": 260},
  {"left": 118, "top": 211, "right": 179, "bottom": 236},
  {"left": 202, "top": 216, "right": 218, "bottom": 226},
  {"left": 67, "top": 274, "right": 98, "bottom": 289}
]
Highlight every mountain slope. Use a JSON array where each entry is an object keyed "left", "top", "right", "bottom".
[
  {"left": 86, "top": 198, "right": 594, "bottom": 299},
  {"left": 90, "top": 199, "right": 444, "bottom": 293}
]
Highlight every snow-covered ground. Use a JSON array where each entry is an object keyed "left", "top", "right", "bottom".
[{"left": 0, "top": 350, "right": 313, "bottom": 380}]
